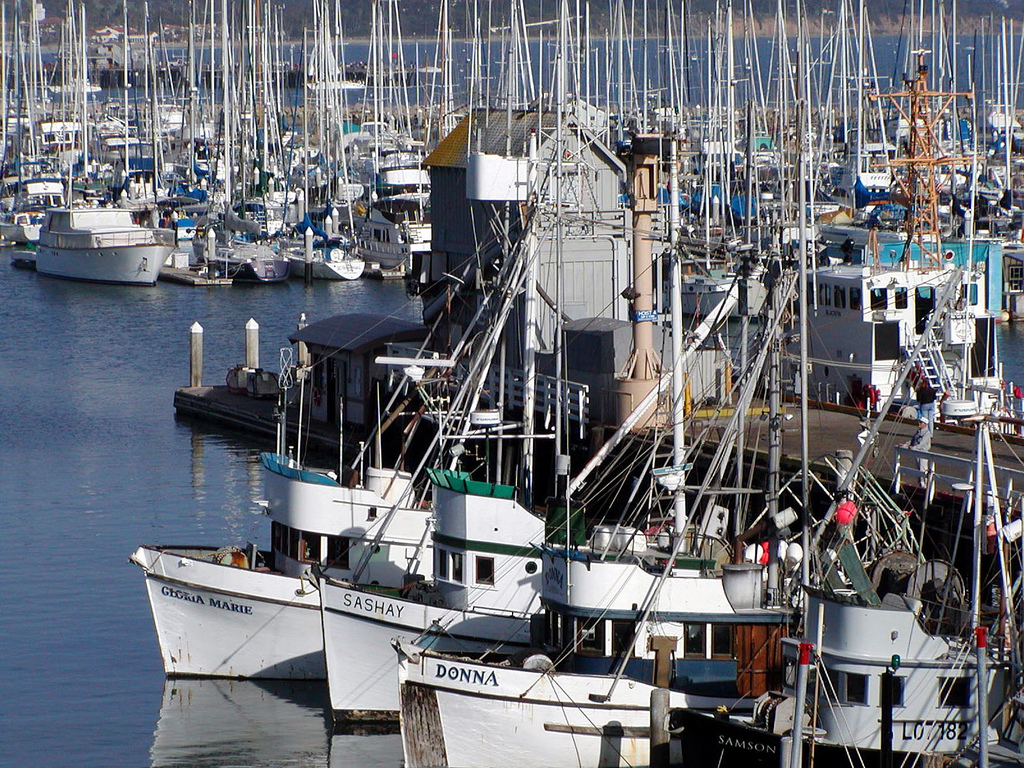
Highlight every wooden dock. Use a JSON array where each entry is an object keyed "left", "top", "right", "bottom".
[
  {"left": 160, "top": 267, "right": 232, "bottom": 286},
  {"left": 174, "top": 385, "right": 1024, "bottom": 492}
]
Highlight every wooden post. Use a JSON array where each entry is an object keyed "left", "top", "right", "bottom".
[
  {"left": 189, "top": 321, "right": 203, "bottom": 387},
  {"left": 245, "top": 318, "right": 259, "bottom": 369},
  {"left": 649, "top": 688, "right": 670, "bottom": 768}
]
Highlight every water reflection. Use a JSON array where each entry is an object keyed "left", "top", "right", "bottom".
[
  {"left": 150, "top": 678, "right": 331, "bottom": 767},
  {"left": 150, "top": 678, "right": 404, "bottom": 767}
]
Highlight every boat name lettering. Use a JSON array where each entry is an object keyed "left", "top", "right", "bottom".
[
  {"left": 342, "top": 592, "right": 405, "bottom": 618},
  {"left": 435, "top": 662, "right": 498, "bottom": 687},
  {"left": 208, "top": 597, "right": 253, "bottom": 615},
  {"left": 161, "top": 585, "right": 205, "bottom": 604},
  {"left": 898, "top": 720, "right": 968, "bottom": 742},
  {"left": 717, "top": 735, "right": 777, "bottom": 753},
  {"left": 543, "top": 565, "right": 564, "bottom": 591}
]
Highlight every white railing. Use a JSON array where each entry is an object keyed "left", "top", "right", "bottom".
[{"left": 894, "top": 444, "right": 1024, "bottom": 508}]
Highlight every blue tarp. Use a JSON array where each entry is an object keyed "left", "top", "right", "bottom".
[{"left": 295, "top": 215, "right": 328, "bottom": 240}]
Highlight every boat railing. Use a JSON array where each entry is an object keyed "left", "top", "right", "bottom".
[{"left": 44, "top": 228, "right": 176, "bottom": 250}]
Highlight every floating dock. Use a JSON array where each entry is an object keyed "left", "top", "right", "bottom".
[{"left": 160, "top": 267, "right": 232, "bottom": 286}]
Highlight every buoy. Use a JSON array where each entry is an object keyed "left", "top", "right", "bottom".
[{"left": 836, "top": 500, "right": 858, "bottom": 526}]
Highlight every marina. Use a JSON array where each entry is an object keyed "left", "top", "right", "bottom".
[{"left": 3, "top": 0, "right": 1024, "bottom": 765}]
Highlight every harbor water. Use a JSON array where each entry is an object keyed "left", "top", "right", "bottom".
[
  {"left": 3, "top": 255, "right": 1024, "bottom": 765},
  {"left": 0, "top": 257, "right": 417, "bottom": 766}
]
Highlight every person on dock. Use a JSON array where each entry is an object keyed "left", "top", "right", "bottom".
[{"left": 916, "top": 379, "right": 937, "bottom": 427}]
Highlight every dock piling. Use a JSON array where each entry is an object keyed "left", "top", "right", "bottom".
[
  {"left": 190, "top": 322, "right": 203, "bottom": 387},
  {"left": 650, "top": 688, "right": 670, "bottom": 768},
  {"left": 304, "top": 227, "right": 313, "bottom": 286},
  {"left": 245, "top": 318, "right": 260, "bottom": 370}
]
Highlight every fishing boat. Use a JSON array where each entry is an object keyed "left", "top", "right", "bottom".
[
  {"left": 130, "top": 453, "right": 431, "bottom": 679},
  {"left": 319, "top": 466, "right": 543, "bottom": 722},
  {"left": 35, "top": 207, "right": 175, "bottom": 285}
]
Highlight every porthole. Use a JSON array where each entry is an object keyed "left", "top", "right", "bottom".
[{"left": 525, "top": 561, "right": 538, "bottom": 574}]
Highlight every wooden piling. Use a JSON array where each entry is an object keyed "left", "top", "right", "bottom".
[
  {"left": 189, "top": 322, "right": 203, "bottom": 387},
  {"left": 650, "top": 688, "right": 670, "bottom": 768}
]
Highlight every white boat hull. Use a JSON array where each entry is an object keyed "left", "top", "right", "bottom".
[
  {"left": 36, "top": 241, "right": 170, "bottom": 285},
  {"left": 131, "top": 545, "right": 325, "bottom": 679},
  {"left": 397, "top": 647, "right": 734, "bottom": 768},
  {"left": 287, "top": 254, "right": 364, "bottom": 280},
  {"left": 321, "top": 580, "right": 530, "bottom": 719}
]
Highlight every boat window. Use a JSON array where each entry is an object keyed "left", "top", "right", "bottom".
[
  {"left": 834, "top": 286, "right": 846, "bottom": 309},
  {"left": 451, "top": 552, "right": 464, "bottom": 583},
  {"left": 437, "top": 548, "right": 448, "bottom": 579},
  {"left": 683, "top": 623, "right": 705, "bottom": 658},
  {"left": 610, "top": 620, "right": 635, "bottom": 658},
  {"left": 577, "top": 618, "right": 605, "bottom": 655},
  {"left": 295, "top": 531, "right": 320, "bottom": 563},
  {"left": 895, "top": 287, "right": 908, "bottom": 309},
  {"left": 547, "top": 612, "right": 564, "bottom": 648},
  {"left": 969, "top": 283, "right": 978, "bottom": 306},
  {"left": 871, "top": 288, "right": 887, "bottom": 310},
  {"left": 875, "top": 322, "right": 900, "bottom": 361},
  {"left": 326, "top": 536, "right": 349, "bottom": 569},
  {"left": 845, "top": 672, "right": 867, "bottom": 704},
  {"left": 879, "top": 675, "right": 905, "bottom": 707},
  {"left": 271, "top": 520, "right": 285, "bottom": 553},
  {"left": 938, "top": 677, "right": 970, "bottom": 707},
  {"left": 711, "top": 625, "right": 733, "bottom": 658},
  {"left": 817, "top": 283, "right": 831, "bottom": 306},
  {"left": 475, "top": 556, "right": 495, "bottom": 585},
  {"left": 915, "top": 287, "right": 934, "bottom": 334},
  {"left": 850, "top": 287, "right": 862, "bottom": 311}
]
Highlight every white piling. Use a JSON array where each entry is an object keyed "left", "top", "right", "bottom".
[
  {"left": 297, "top": 313, "right": 310, "bottom": 367},
  {"left": 189, "top": 321, "right": 203, "bottom": 387},
  {"left": 245, "top": 318, "right": 259, "bottom": 369}
]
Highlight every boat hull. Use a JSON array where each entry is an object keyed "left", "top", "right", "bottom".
[
  {"left": 131, "top": 545, "right": 325, "bottom": 679},
  {"left": 287, "top": 254, "right": 365, "bottom": 280},
  {"left": 321, "top": 580, "right": 530, "bottom": 720},
  {"left": 35, "top": 242, "right": 170, "bottom": 285},
  {"left": 396, "top": 647, "right": 739, "bottom": 768}
]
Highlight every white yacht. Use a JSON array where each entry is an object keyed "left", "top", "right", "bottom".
[
  {"left": 35, "top": 207, "right": 175, "bottom": 285},
  {"left": 355, "top": 192, "right": 431, "bottom": 271}
]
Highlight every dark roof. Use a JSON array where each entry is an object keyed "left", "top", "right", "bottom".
[{"left": 289, "top": 313, "right": 428, "bottom": 355}]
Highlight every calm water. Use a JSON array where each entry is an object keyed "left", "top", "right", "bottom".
[{"left": 0, "top": 256, "right": 416, "bottom": 766}]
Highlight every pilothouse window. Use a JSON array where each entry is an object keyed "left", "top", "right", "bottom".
[{"left": 475, "top": 556, "right": 495, "bottom": 585}]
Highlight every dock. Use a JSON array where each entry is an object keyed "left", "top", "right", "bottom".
[
  {"left": 366, "top": 263, "right": 407, "bottom": 280},
  {"left": 174, "top": 384, "right": 1024, "bottom": 492},
  {"left": 160, "top": 267, "right": 232, "bottom": 286}
]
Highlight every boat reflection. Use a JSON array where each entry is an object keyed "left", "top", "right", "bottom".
[
  {"left": 150, "top": 678, "right": 331, "bottom": 767},
  {"left": 150, "top": 678, "right": 403, "bottom": 767}
]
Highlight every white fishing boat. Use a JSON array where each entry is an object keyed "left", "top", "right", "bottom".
[
  {"left": 35, "top": 207, "right": 175, "bottom": 285},
  {"left": 320, "top": 467, "right": 543, "bottom": 722},
  {"left": 131, "top": 453, "right": 432, "bottom": 679}
]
